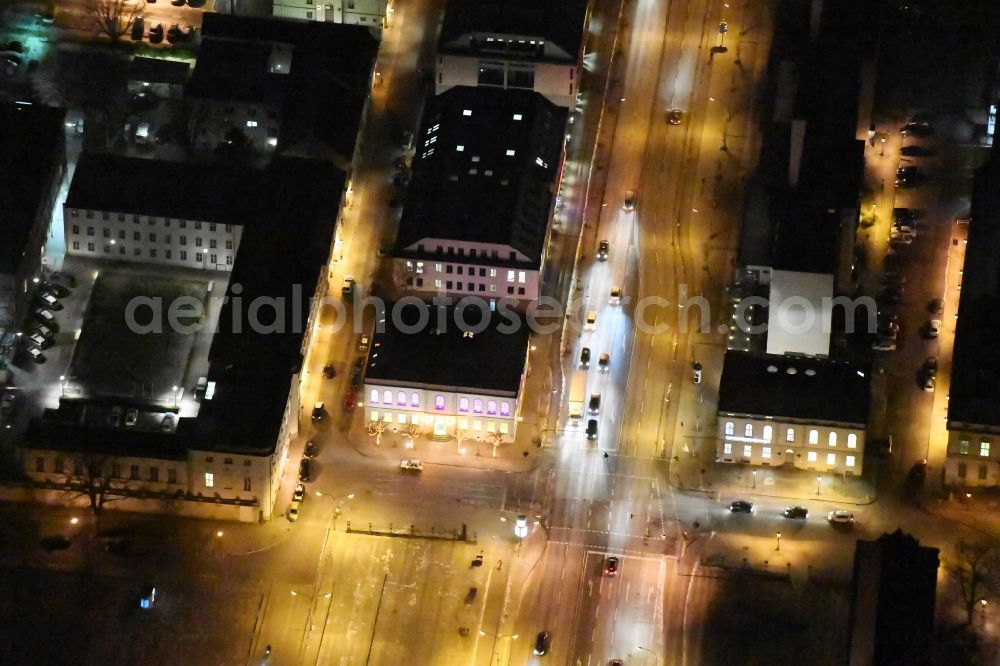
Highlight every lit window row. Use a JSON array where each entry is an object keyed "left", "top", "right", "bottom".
[{"left": 723, "top": 421, "right": 857, "bottom": 448}]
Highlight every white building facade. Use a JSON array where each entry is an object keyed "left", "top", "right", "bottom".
[
  {"left": 272, "top": 0, "right": 387, "bottom": 29},
  {"left": 943, "top": 427, "right": 1000, "bottom": 488},
  {"left": 397, "top": 239, "right": 541, "bottom": 302},
  {"left": 715, "top": 416, "right": 865, "bottom": 475}
]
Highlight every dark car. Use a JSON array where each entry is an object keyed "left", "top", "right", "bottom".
[
  {"left": 893, "top": 207, "right": 921, "bottom": 222},
  {"left": 728, "top": 500, "right": 753, "bottom": 513},
  {"left": 924, "top": 356, "right": 938, "bottom": 374},
  {"left": 580, "top": 347, "right": 591, "bottom": 367},
  {"left": 782, "top": 506, "right": 808, "bottom": 519},
  {"left": 928, "top": 297, "right": 944, "bottom": 315},
  {"left": 131, "top": 17, "right": 144, "bottom": 40},
  {"left": 896, "top": 165, "right": 921, "bottom": 178},
  {"left": 605, "top": 556, "right": 619, "bottom": 576},
  {"left": 597, "top": 240, "right": 609, "bottom": 261},
  {"left": 41, "top": 281, "right": 70, "bottom": 298},
  {"left": 2, "top": 41, "right": 24, "bottom": 52},
  {"left": 149, "top": 24, "right": 164, "bottom": 43},
  {"left": 588, "top": 393, "right": 601, "bottom": 415},
  {"left": 298, "top": 459, "right": 311, "bottom": 482},
  {"left": 50, "top": 271, "right": 76, "bottom": 288},
  {"left": 909, "top": 459, "right": 928, "bottom": 480},
  {"left": 322, "top": 363, "right": 336, "bottom": 379},
  {"left": 586, "top": 419, "right": 598, "bottom": 440},
  {"left": 900, "top": 121, "right": 933, "bottom": 137},
  {"left": 901, "top": 144, "right": 934, "bottom": 157},
  {"left": 311, "top": 401, "right": 325, "bottom": 421},
  {"left": 533, "top": 631, "right": 551, "bottom": 656},
  {"left": 304, "top": 440, "right": 317, "bottom": 458}
]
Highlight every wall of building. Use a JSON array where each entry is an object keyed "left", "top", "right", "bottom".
[
  {"left": 715, "top": 416, "right": 866, "bottom": 475},
  {"left": 272, "top": 0, "right": 386, "bottom": 28},
  {"left": 436, "top": 54, "right": 577, "bottom": 108},
  {"left": 397, "top": 257, "right": 540, "bottom": 302},
  {"left": 363, "top": 382, "right": 518, "bottom": 442},
  {"left": 25, "top": 447, "right": 190, "bottom": 493},
  {"left": 64, "top": 207, "right": 241, "bottom": 272},
  {"left": 944, "top": 429, "right": 1000, "bottom": 487}
]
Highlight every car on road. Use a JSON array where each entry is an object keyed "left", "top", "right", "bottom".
[
  {"left": 598, "top": 353, "right": 610, "bottom": 371},
  {"left": 293, "top": 483, "right": 305, "bottom": 503},
  {"left": 909, "top": 459, "right": 928, "bottom": 480},
  {"left": 900, "top": 121, "right": 933, "bottom": 137},
  {"left": 871, "top": 337, "right": 896, "bottom": 352},
  {"left": 585, "top": 310, "right": 597, "bottom": 331},
  {"left": 343, "top": 391, "right": 356, "bottom": 411},
  {"left": 400, "top": 459, "right": 423, "bottom": 472},
  {"left": 922, "top": 374, "right": 936, "bottom": 393},
  {"left": 893, "top": 207, "right": 922, "bottom": 223},
  {"left": 322, "top": 363, "right": 336, "bottom": 379},
  {"left": 298, "top": 459, "right": 311, "bottom": 482},
  {"left": 888, "top": 232, "right": 913, "bottom": 245},
  {"left": 400, "top": 130, "right": 414, "bottom": 151},
  {"left": 667, "top": 108, "right": 683, "bottom": 125},
  {"left": 125, "top": 408, "right": 139, "bottom": 426},
  {"left": 139, "top": 586, "right": 157, "bottom": 609},
  {"left": 288, "top": 502, "right": 300, "bottom": 522},
  {"left": 896, "top": 165, "right": 922, "bottom": 179},
  {"left": 586, "top": 419, "right": 598, "bottom": 440},
  {"left": 622, "top": 190, "right": 636, "bottom": 212},
  {"left": 892, "top": 225, "right": 916, "bottom": 237},
  {"left": 827, "top": 510, "right": 855, "bottom": 525},
  {"left": 580, "top": 347, "right": 591, "bottom": 368},
  {"left": 728, "top": 500, "right": 754, "bottom": 513},
  {"left": 533, "top": 631, "right": 551, "bottom": 656},
  {"left": 588, "top": 393, "right": 601, "bottom": 415},
  {"left": 605, "top": 556, "right": 619, "bottom": 576},
  {"left": 311, "top": 401, "right": 325, "bottom": 421},
  {"left": 926, "top": 319, "right": 942, "bottom": 338},
  {"left": 609, "top": 286, "right": 622, "bottom": 304},
  {"left": 304, "top": 440, "right": 317, "bottom": 458},
  {"left": 514, "top": 514, "right": 528, "bottom": 538},
  {"left": 609, "top": 661, "right": 624, "bottom": 666},
  {"left": 782, "top": 506, "right": 808, "bottom": 519},
  {"left": 342, "top": 276, "right": 356, "bottom": 297},
  {"left": 597, "top": 240, "right": 609, "bottom": 261},
  {"left": 928, "top": 297, "right": 944, "bottom": 315}
]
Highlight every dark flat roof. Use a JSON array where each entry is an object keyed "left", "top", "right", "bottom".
[
  {"left": 440, "top": 0, "right": 588, "bottom": 62},
  {"left": 365, "top": 303, "right": 529, "bottom": 394},
  {"left": 948, "top": 152, "right": 1000, "bottom": 428},
  {"left": 127, "top": 56, "right": 191, "bottom": 86},
  {"left": 187, "top": 40, "right": 286, "bottom": 106},
  {"left": 396, "top": 86, "right": 565, "bottom": 264},
  {"left": 718, "top": 351, "right": 870, "bottom": 425},
  {"left": 25, "top": 411, "right": 187, "bottom": 461},
  {"left": 65, "top": 154, "right": 261, "bottom": 224},
  {"left": 0, "top": 103, "right": 65, "bottom": 274},
  {"left": 191, "top": 157, "right": 342, "bottom": 454}
]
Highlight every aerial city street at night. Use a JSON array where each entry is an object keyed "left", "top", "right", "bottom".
[{"left": 2, "top": 0, "right": 1000, "bottom": 664}]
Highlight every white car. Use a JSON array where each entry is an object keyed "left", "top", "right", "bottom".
[
  {"left": 135, "top": 121, "right": 151, "bottom": 144},
  {"left": 514, "top": 514, "right": 528, "bottom": 538},
  {"left": 288, "top": 501, "right": 300, "bottom": 522},
  {"left": 622, "top": 190, "right": 636, "bottom": 212},
  {"left": 585, "top": 310, "right": 597, "bottom": 331},
  {"left": 609, "top": 286, "right": 622, "bottom": 305},
  {"left": 293, "top": 483, "right": 305, "bottom": 503},
  {"left": 927, "top": 319, "right": 942, "bottom": 338},
  {"left": 827, "top": 510, "right": 855, "bottom": 525},
  {"left": 400, "top": 459, "right": 423, "bottom": 472}
]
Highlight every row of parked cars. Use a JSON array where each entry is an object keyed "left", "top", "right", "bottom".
[{"left": 25, "top": 272, "right": 76, "bottom": 364}]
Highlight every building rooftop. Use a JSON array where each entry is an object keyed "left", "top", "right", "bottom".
[
  {"left": 192, "top": 14, "right": 378, "bottom": 161},
  {"left": 395, "top": 86, "right": 565, "bottom": 265},
  {"left": 25, "top": 409, "right": 188, "bottom": 460},
  {"left": 365, "top": 302, "right": 529, "bottom": 395},
  {"left": 191, "top": 157, "right": 341, "bottom": 455},
  {"left": 765, "top": 270, "right": 834, "bottom": 357},
  {"left": 0, "top": 103, "right": 65, "bottom": 274},
  {"left": 948, "top": 150, "right": 1000, "bottom": 429},
  {"left": 65, "top": 154, "right": 261, "bottom": 225},
  {"left": 440, "top": 0, "right": 588, "bottom": 63},
  {"left": 718, "top": 351, "right": 870, "bottom": 425},
  {"left": 127, "top": 56, "right": 191, "bottom": 86}
]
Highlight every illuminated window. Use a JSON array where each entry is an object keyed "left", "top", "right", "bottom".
[
  {"left": 370, "top": 389, "right": 379, "bottom": 403},
  {"left": 827, "top": 453, "right": 836, "bottom": 465},
  {"left": 459, "top": 397, "right": 469, "bottom": 412},
  {"left": 205, "top": 473, "right": 214, "bottom": 488},
  {"left": 980, "top": 441, "right": 991, "bottom": 457},
  {"left": 786, "top": 428, "right": 795, "bottom": 442},
  {"left": 383, "top": 412, "right": 392, "bottom": 423},
  {"left": 383, "top": 390, "right": 392, "bottom": 404},
  {"left": 486, "top": 421, "right": 496, "bottom": 433},
  {"left": 458, "top": 418, "right": 468, "bottom": 430},
  {"left": 487, "top": 400, "right": 497, "bottom": 415},
  {"left": 435, "top": 395, "right": 445, "bottom": 410},
  {"left": 500, "top": 402, "right": 510, "bottom": 416},
  {"left": 411, "top": 393, "right": 420, "bottom": 407},
  {"left": 762, "top": 426, "right": 773, "bottom": 441},
  {"left": 959, "top": 438, "right": 970, "bottom": 455},
  {"left": 742, "top": 445, "right": 752, "bottom": 458},
  {"left": 397, "top": 391, "right": 406, "bottom": 406},
  {"left": 807, "top": 451, "right": 817, "bottom": 463},
  {"left": 723, "top": 442, "right": 732, "bottom": 455},
  {"left": 762, "top": 447, "right": 771, "bottom": 459},
  {"left": 808, "top": 430, "right": 818, "bottom": 444},
  {"left": 846, "top": 455, "right": 856, "bottom": 468},
  {"left": 828, "top": 432, "right": 837, "bottom": 447},
  {"left": 847, "top": 434, "right": 857, "bottom": 449},
  {"left": 499, "top": 422, "right": 509, "bottom": 434},
  {"left": 473, "top": 420, "right": 482, "bottom": 431},
  {"left": 369, "top": 411, "right": 379, "bottom": 421},
  {"left": 473, "top": 399, "right": 483, "bottom": 414},
  {"left": 518, "top": 271, "right": 526, "bottom": 284},
  {"left": 725, "top": 421, "right": 734, "bottom": 436},
  {"left": 507, "top": 270, "right": 515, "bottom": 283},
  {"left": 397, "top": 413, "right": 407, "bottom": 424},
  {"left": 744, "top": 424, "right": 753, "bottom": 437}
]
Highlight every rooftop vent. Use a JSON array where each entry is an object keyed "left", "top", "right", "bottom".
[
  {"left": 804, "top": 368, "right": 817, "bottom": 376},
  {"left": 786, "top": 367, "right": 798, "bottom": 375},
  {"left": 766, "top": 365, "right": 778, "bottom": 373}
]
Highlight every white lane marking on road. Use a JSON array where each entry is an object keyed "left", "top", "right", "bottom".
[{"left": 588, "top": 580, "right": 593, "bottom": 597}]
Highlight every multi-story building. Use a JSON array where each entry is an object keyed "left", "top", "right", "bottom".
[
  {"left": 716, "top": 351, "right": 870, "bottom": 475},
  {"left": 0, "top": 103, "right": 66, "bottom": 354},
  {"left": 126, "top": 56, "right": 190, "bottom": 99},
  {"left": 363, "top": 303, "right": 529, "bottom": 443},
  {"left": 272, "top": 0, "right": 387, "bottom": 29},
  {"left": 188, "top": 14, "right": 378, "bottom": 159},
  {"left": 392, "top": 86, "right": 567, "bottom": 306},
  {"left": 944, "top": 145, "right": 1000, "bottom": 488},
  {"left": 24, "top": 157, "right": 343, "bottom": 522},
  {"left": 435, "top": 0, "right": 589, "bottom": 108},
  {"left": 63, "top": 155, "right": 257, "bottom": 272}
]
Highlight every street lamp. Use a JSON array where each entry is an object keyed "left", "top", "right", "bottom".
[
  {"left": 752, "top": 470, "right": 757, "bottom": 489},
  {"left": 775, "top": 531, "right": 782, "bottom": 551},
  {"left": 816, "top": 476, "right": 822, "bottom": 496}
]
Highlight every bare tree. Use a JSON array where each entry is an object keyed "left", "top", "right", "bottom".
[
  {"left": 951, "top": 540, "right": 1000, "bottom": 625},
  {"left": 405, "top": 423, "right": 422, "bottom": 449},
  {"left": 85, "top": 0, "right": 145, "bottom": 48},
  {"left": 455, "top": 428, "right": 469, "bottom": 454},
  {"left": 487, "top": 431, "right": 505, "bottom": 458},
  {"left": 366, "top": 421, "right": 385, "bottom": 447},
  {"left": 67, "top": 452, "right": 125, "bottom": 516}
]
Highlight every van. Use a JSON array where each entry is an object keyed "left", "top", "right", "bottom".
[{"left": 585, "top": 310, "right": 597, "bottom": 331}]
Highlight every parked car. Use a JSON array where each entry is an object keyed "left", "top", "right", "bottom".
[
  {"left": 900, "top": 121, "right": 933, "bottom": 137},
  {"left": 728, "top": 500, "right": 754, "bottom": 513},
  {"left": 32, "top": 323, "right": 56, "bottom": 338},
  {"left": 50, "top": 271, "right": 76, "bottom": 288},
  {"left": 41, "top": 281, "right": 70, "bottom": 298},
  {"left": 131, "top": 16, "right": 144, "bottom": 40},
  {"left": 148, "top": 24, "right": 164, "bottom": 43},
  {"left": 288, "top": 502, "right": 300, "bottom": 522},
  {"left": 928, "top": 297, "right": 945, "bottom": 315},
  {"left": 926, "top": 319, "right": 942, "bottom": 338},
  {"left": 358, "top": 334, "right": 370, "bottom": 351},
  {"left": 922, "top": 374, "right": 936, "bottom": 393},
  {"left": 161, "top": 412, "right": 175, "bottom": 431},
  {"left": 901, "top": 144, "right": 935, "bottom": 157},
  {"left": 26, "top": 346, "right": 46, "bottom": 363},
  {"left": 34, "top": 308, "right": 55, "bottom": 321},
  {"left": 782, "top": 506, "right": 808, "bottom": 519},
  {"left": 139, "top": 586, "right": 157, "bottom": 609},
  {"left": 597, "top": 240, "right": 609, "bottom": 261},
  {"left": 311, "top": 401, "right": 325, "bottom": 421},
  {"left": 924, "top": 356, "right": 938, "bottom": 374},
  {"left": 28, "top": 332, "right": 52, "bottom": 349},
  {"left": 871, "top": 338, "right": 896, "bottom": 352},
  {"left": 293, "top": 482, "right": 305, "bottom": 503},
  {"left": 304, "top": 440, "right": 317, "bottom": 458},
  {"left": 400, "top": 459, "right": 423, "bottom": 472},
  {"left": 342, "top": 276, "right": 356, "bottom": 297},
  {"left": 108, "top": 406, "right": 122, "bottom": 427},
  {"left": 298, "top": 459, "right": 311, "bottom": 482},
  {"left": 343, "top": 391, "right": 356, "bottom": 411},
  {"left": 400, "top": 130, "right": 414, "bottom": 151},
  {"left": 125, "top": 408, "right": 139, "bottom": 426}
]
